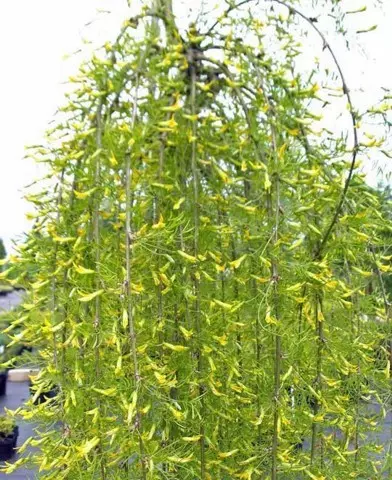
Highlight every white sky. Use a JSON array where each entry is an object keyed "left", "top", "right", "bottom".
[{"left": 0, "top": 0, "right": 391, "bottom": 254}]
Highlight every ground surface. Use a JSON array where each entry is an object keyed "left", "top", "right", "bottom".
[
  {"left": 0, "top": 382, "right": 36, "bottom": 479},
  {"left": 0, "top": 291, "right": 24, "bottom": 313}
]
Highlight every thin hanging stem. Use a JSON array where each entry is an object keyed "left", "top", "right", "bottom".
[
  {"left": 189, "top": 59, "right": 206, "bottom": 480},
  {"left": 50, "top": 169, "right": 65, "bottom": 375},
  {"left": 92, "top": 99, "right": 107, "bottom": 480},
  {"left": 249, "top": 56, "right": 282, "bottom": 479},
  {"left": 59, "top": 162, "right": 83, "bottom": 433},
  {"left": 230, "top": 236, "right": 243, "bottom": 371},
  {"left": 310, "top": 296, "right": 324, "bottom": 466},
  {"left": 125, "top": 76, "right": 147, "bottom": 480},
  {"left": 269, "top": 116, "right": 281, "bottom": 480},
  {"left": 271, "top": 201, "right": 281, "bottom": 480},
  {"left": 343, "top": 260, "right": 361, "bottom": 468}
]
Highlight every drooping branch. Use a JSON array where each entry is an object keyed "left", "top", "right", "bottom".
[
  {"left": 310, "top": 295, "right": 324, "bottom": 466},
  {"left": 189, "top": 52, "right": 206, "bottom": 480},
  {"left": 203, "top": 0, "right": 360, "bottom": 258},
  {"left": 124, "top": 75, "right": 147, "bottom": 480},
  {"left": 50, "top": 168, "right": 65, "bottom": 375},
  {"left": 92, "top": 98, "right": 107, "bottom": 480}
]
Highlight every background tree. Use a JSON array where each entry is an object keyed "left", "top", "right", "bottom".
[
  {"left": 0, "top": 239, "right": 6, "bottom": 275},
  {"left": 0, "top": 239, "right": 6, "bottom": 261}
]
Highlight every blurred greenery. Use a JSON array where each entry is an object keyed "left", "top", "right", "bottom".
[{"left": 0, "top": 239, "right": 5, "bottom": 261}]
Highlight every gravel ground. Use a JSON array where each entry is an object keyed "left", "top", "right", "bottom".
[{"left": 0, "top": 292, "right": 24, "bottom": 313}]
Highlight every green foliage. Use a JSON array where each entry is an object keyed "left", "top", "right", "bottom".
[
  {"left": 0, "top": 284, "right": 12, "bottom": 295},
  {"left": 2, "top": 1, "right": 392, "bottom": 479},
  {"left": 0, "top": 416, "right": 16, "bottom": 439}
]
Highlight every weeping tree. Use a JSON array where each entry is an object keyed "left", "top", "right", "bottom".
[{"left": 1, "top": 0, "right": 392, "bottom": 478}]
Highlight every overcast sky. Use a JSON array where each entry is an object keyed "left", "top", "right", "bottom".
[{"left": 0, "top": 0, "right": 391, "bottom": 254}]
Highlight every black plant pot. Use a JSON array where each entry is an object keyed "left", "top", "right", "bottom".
[
  {"left": 0, "top": 372, "right": 8, "bottom": 397},
  {"left": 29, "top": 381, "right": 58, "bottom": 405},
  {"left": 0, "top": 426, "right": 19, "bottom": 462},
  {"left": 13, "top": 345, "right": 33, "bottom": 357}
]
